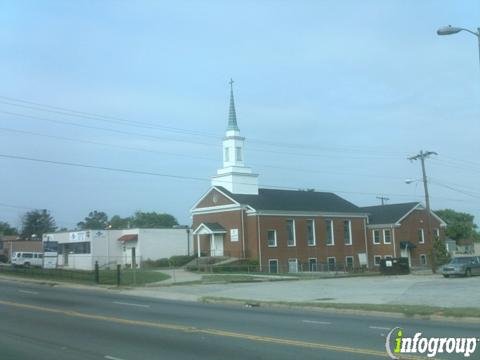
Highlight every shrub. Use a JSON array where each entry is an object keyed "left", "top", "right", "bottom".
[
  {"left": 169, "top": 255, "right": 195, "bottom": 267},
  {"left": 142, "top": 258, "right": 170, "bottom": 268},
  {"left": 0, "top": 254, "right": 8, "bottom": 263},
  {"left": 142, "top": 255, "right": 196, "bottom": 268}
]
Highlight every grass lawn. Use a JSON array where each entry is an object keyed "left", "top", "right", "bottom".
[{"left": 0, "top": 266, "right": 169, "bottom": 286}]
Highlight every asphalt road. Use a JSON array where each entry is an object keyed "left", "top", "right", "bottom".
[{"left": 0, "top": 279, "right": 478, "bottom": 360}]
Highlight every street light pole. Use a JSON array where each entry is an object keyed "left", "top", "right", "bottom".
[{"left": 437, "top": 25, "right": 480, "bottom": 71}]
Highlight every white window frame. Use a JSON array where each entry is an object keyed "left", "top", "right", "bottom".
[
  {"left": 384, "top": 255, "right": 393, "bottom": 261},
  {"left": 306, "top": 219, "right": 316, "bottom": 246},
  {"left": 343, "top": 220, "right": 352, "bottom": 245},
  {"left": 374, "top": 255, "right": 382, "bottom": 266},
  {"left": 420, "top": 254, "right": 427, "bottom": 265},
  {"left": 434, "top": 228, "right": 440, "bottom": 238},
  {"left": 224, "top": 147, "right": 230, "bottom": 162},
  {"left": 286, "top": 219, "right": 296, "bottom": 247},
  {"left": 326, "top": 219, "right": 334, "bottom": 246},
  {"left": 327, "top": 256, "right": 336, "bottom": 271},
  {"left": 268, "top": 259, "right": 278, "bottom": 274},
  {"left": 308, "top": 257, "right": 317, "bottom": 272},
  {"left": 235, "top": 146, "right": 242, "bottom": 161},
  {"left": 267, "top": 229, "right": 277, "bottom": 247},
  {"left": 418, "top": 228, "right": 425, "bottom": 244},
  {"left": 383, "top": 229, "right": 392, "bottom": 244},
  {"left": 288, "top": 258, "right": 298, "bottom": 273},
  {"left": 345, "top": 256, "right": 354, "bottom": 269},
  {"left": 373, "top": 229, "right": 380, "bottom": 245}
]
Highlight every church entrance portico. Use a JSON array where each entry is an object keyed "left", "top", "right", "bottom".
[{"left": 193, "top": 223, "right": 227, "bottom": 257}]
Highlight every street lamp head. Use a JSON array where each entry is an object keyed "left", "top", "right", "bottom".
[
  {"left": 437, "top": 25, "right": 463, "bottom": 36},
  {"left": 405, "top": 179, "right": 414, "bottom": 184}
]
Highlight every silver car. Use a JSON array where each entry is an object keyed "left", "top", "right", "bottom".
[{"left": 442, "top": 256, "right": 480, "bottom": 277}]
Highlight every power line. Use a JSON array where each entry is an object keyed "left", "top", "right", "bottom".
[
  {"left": 0, "top": 96, "right": 218, "bottom": 138},
  {"left": 0, "top": 94, "right": 404, "bottom": 157},
  {"left": 0, "top": 110, "right": 217, "bottom": 148},
  {"left": 0, "top": 152, "right": 477, "bottom": 204},
  {"left": 0, "top": 202, "right": 33, "bottom": 210},
  {"left": 0, "top": 126, "right": 407, "bottom": 181},
  {"left": 430, "top": 180, "right": 480, "bottom": 199},
  {"left": 0, "top": 110, "right": 402, "bottom": 160}
]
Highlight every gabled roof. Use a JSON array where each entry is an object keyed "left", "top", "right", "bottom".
[
  {"left": 215, "top": 186, "right": 363, "bottom": 213},
  {"left": 193, "top": 222, "right": 227, "bottom": 235},
  {"left": 360, "top": 202, "right": 420, "bottom": 225}
]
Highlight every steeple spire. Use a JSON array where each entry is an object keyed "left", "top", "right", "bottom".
[{"left": 227, "top": 78, "right": 240, "bottom": 131}]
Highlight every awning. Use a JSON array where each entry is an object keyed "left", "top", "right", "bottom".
[
  {"left": 400, "top": 241, "right": 417, "bottom": 249},
  {"left": 118, "top": 234, "right": 138, "bottom": 242}
]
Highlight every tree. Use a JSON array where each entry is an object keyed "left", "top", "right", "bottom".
[
  {"left": 21, "top": 209, "right": 56, "bottom": 239},
  {"left": 0, "top": 221, "right": 18, "bottom": 236},
  {"left": 109, "top": 215, "right": 132, "bottom": 229},
  {"left": 434, "top": 209, "right": 479, "bottom": 241},
  {"left": 131, "top": 211, "right": 178, "bottom": 228},
  {"left": 429, "top": 236, "right": 451, "bottom": 273},
  {"left": 77, "top": 211, "right": 109, "bottom": 230}
]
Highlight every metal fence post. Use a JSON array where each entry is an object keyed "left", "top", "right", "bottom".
[
  {"left": 116, "top": 264, "right": 121, "bottom": 287},
  {"left": 94, "top": 261, "right": 99, "bottom": 284}
]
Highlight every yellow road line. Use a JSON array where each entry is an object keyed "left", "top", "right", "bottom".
[{"left": 0, "top": 299, "right": 425, "bottom": 359}]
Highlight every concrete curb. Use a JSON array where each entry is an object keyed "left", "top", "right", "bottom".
[{"left": 200, "top": 297, "right": 480, "bottom": 324}]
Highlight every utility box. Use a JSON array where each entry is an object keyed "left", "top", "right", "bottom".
[{"left": 379, "top": 257, "right": 410, "bottom": 275}]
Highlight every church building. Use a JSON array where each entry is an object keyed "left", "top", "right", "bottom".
[{"left": 191, "top": 83, "right": 445, "bottom": 272}]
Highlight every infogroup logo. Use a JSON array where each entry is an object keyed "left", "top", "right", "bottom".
[{"left": 385, "top": 327, "right": 479, "bottom": 359}]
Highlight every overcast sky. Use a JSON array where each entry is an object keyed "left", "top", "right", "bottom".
[{"left": 0, "top": 1, "right": 479, "bottom": 230}]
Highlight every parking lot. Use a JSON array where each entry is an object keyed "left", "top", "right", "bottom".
[{"left": 128, "top": 273, "right": 480, "bottom": 308}]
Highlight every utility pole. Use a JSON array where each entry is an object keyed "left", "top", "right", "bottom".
[
  {"left": 408, "top": 150, "right": 438, "bottom": 265},
  {"left": 376, "top": 196, "right": 389, "bottom": 205}
]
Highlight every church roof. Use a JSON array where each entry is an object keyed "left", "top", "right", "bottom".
[
  {"left": 216, "top": 186, "right": 364, "bottom": 213},
  {"left": 227, "top": 79, "right": 239, "bottom": 131},
  {"left": 360, "top": 202, "right": 420, "bottom": 225}
]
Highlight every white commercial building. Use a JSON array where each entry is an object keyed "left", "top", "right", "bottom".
[{"left": 42, "top": 228, "right": 192, "bottom": 270}]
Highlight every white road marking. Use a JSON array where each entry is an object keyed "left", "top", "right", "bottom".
[
  {"left": 302, "top": 319, "right": 332, "bottom": 325},
  {"left": 105, "top": 356, "right": 126, "bottom": 360},
  {"left": 369, "top": 326, "right": 391, "bottom": 331},
  {"left": 113, "top": 301, "right": 150, "bottom": 308},
  {"left": 18, "top": 290, "right": 38, "bottom": 295}
]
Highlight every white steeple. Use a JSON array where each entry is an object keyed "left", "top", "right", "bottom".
[{"left": 211, "top": 80, "right": 259, "bottom": 194}]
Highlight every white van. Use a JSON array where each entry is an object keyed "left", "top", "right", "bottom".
[{"left": 11, "top": 252, "right": 43, "bottom": 267}]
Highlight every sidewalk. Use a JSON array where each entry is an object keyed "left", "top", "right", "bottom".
[{"left": 149, "top": 268, "right": 202, "bottom": 285}]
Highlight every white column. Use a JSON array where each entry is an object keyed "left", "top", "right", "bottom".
[
  {"left": 210, "top": 234, "right": 214, "bottom": 256},
  {"left": 197, "top": 234, "right": 201, "bottom": 258}
]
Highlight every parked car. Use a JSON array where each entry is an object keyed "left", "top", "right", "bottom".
[
  {"left": 442, "top": 256, "right": 480, "bottom": 277},
  {"left": 11, "top": 252, "right": 44, "bottom": 267}
]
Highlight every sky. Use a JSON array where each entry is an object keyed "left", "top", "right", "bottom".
[{"left": 0, "top": 0, "right": 479, "bottom": 230}]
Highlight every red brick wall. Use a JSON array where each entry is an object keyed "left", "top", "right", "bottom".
[
  {"left": 395, "top": 210, "right": 444, "bottom": 267},
  {"left": 195, "top": 189, "right": 235, "bottom": 208},
  {"left": 257, "top": 216, "right": 367, "bottom": 271},
  {"left": 192, "top": 210, "right": 245, "bottom": 258},
  {"left": 366, "top": 209, "right": 445, "bottom": 267}
]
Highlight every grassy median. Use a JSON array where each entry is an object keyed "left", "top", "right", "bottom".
[{"left": 201, "top": 296, "right": 480, "bottom": 319}]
